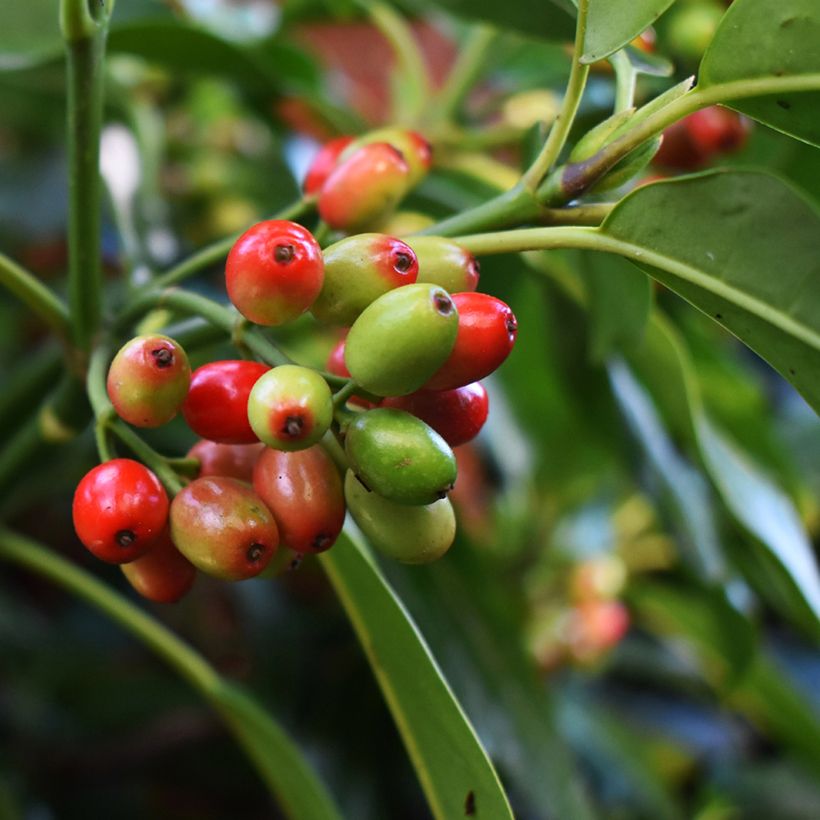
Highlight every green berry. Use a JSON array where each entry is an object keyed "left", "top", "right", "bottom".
[
  {"left": 344, "top": 470, "right": 456, "bottom": 563},
  {"left": 344, "top": 283, "right": 459, "bottom": 396},
  {"left": 404, "top": 236, "right": 480, "bottom": 293},
  {"left": 344, "top": 407, "right": 457, "bottom": 505},
  {"left": 311, "top": 234, "right": 419, "bottom": 326},
  {"left": 247, "top": 365, "right": 333, "bottom": 451}
]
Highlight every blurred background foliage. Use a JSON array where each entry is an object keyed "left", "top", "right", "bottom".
[{"left": 1, "top": 0, "right": 819, "bottom": 818}]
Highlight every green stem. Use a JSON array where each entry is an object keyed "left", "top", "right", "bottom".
[
  {"left": 454, "top": 225, "right": 599, "bottom": 256},
  {"left": 520, "top": 0, "right": 590, "bottom": 190},
  {"left": 0, "top": 252, "right": 72, "bottom": 338},
  {"left": 150, "top": 196, "right": 316, "bottom": 291},
  {"left": 610, "top": 50, "right": 636, "bottom": 113},
  {"left": 536, "top": 203, "right": 614, "bottom": 227},
  {"left": 63, "top": 1, "right": 110, "bottom": 351},
  {"left": 430, "top": 25, "right": 496, "bottom": 125},
  {"left": 109, "top": 421, "right": 184, "bottom": 495},
  {"left": 332, "top": 379, "right": 359, "bottom": 408}
]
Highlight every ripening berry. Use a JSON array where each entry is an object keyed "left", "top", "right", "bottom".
[
  {"left": 344, "top": 284, "right": 459, "bottom": 396},
  {"left": 187, "top": 440, "right": 265, "bottom": 483},
  {"left": 424, "top": 293, "right": 517, "bottom": 391},
  {"left": 183, "top": 360, "right": 270, "bottom": 444},
  {"left": 253, "top": 445, "right": 345, "bottom": 554},
  {"left": 170, "top": 476, "right": 278, "bottom": 581},
  {"left": 654, "top": 107, "right": 749, "bottom": 170},
  {"left": 311, "top": 233, "right": 419, "bottom": 325},
  {"left": 404, "top": 236, "right": 480, "bottom": 293},
  {"left": 382, "top": 382, "right": 489, "bottom": 447},
  {"left": 121, "top": 529, "right": 196, "bottom": 604},
  {"left": 340, "top": 128, "right": 433, "bottom": 186},
  {"left": 318, "top": 142, "right": 411, "bottom": 232},
  {"left": 247, "top": 365, "right": 333, "bottom": 451},
  {"left": 225, "top": 219, "right": 324, "bottom": 326},
  {"left": 344, "top": 470, "right": 456, "bottom": 564},
  {"left": 107, "top": 335, "right": 191, "bottom": 428},
  {"left": 345, "top": 408, "right": 457, "bottom": 505},
  {"left": 303, "top": 135, "right": 354, "bottom": 194},
  {"left": 73, "top": 459, "right": 169, "bottom": 564}
]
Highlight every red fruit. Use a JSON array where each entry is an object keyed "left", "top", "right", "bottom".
[
  {"left": 303, "top": 135, "right": 354, "bottom": 194},
  {"left": 187, "top": 440, "right": 265, "bottom": 482},
  {"left": 382, "top": 382, "right": 488, "bottom": 447},
  {"left": 170, "top": 476, "right": 279, "bottom": 581},
  {"left": 121, "top": 529, "right": 196, "bottom": 604},
  {"left": 326, "top": 335, "right": 350, "bottom": 378},
  {"left": 253, "top": 445, "right": 345, "bottom": 554},
  {"left": 567, "top": 601, "right": 630, "bottom": 662},
  {"left": 73, "top": 459, "right": 169, "bottom": 564},
  {"left": 226, "top": 220, "right": 324, "bottom": 326},
  {"left": 106, "top": 335, "right": 191, "bottom": 428},
  {"left": 687, "top": 106, "right": 750, "bottom": 155},
  {"left": 183, "top": 360, "right": 270, "bottom": 444},
  {"left": 318, "top": 142, "right": 410, "bottom": 232},
  {"left": 424, "top": 293, "right": 518, "bottom": 391}
]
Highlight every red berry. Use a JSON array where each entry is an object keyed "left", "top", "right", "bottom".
[
  {"left": 318, "top": 142, "right": 410, "bottom": 232},
  {"left": 107, "top": 335, "right": 191, "bottom": 428},
  {"left": 121, "top": 528, "right": 196, "bottom": 604},
  {"left": 73, "top": 459, "right": 169, "bottom": 564},
  {"left": 382, "top": 382, "right": 489, "bottom": 447},
  {"left": 226, "top": 219, "right": 324, "bottom": 326},
  {"left": 182, "top": 360, "right": 270, "bottom": 444},
  {"left": 170, "top": 476, "right": 279, "bottom": 581},
  {"left": 253, "top": 445, "right": 345, "bottom": 554},
  {"left": 687, "top": 106, "right": 750, "bottom": 155},
  {"left": 187, "top": 440, "right": 265, "bottom": 482},
  {"left": 303, "top": 135, "right": 354, "bottom": 194},
  {"left": 424, "top": 293, "right": 518, "bottom": 391},
  {"left": 326, "top": 335, "right": 350, "bottom": 379}
]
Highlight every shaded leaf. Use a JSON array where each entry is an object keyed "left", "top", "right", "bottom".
[
  {"left": 318, "top": 530, "right": 515, "bottom": 820},
  {"left": 599, "top": 171, "right": 820, "bottom": 414},
  {"left": 700, "top": 0, "right": 820, "bottom": 147},
  {"left": 583, "top": 0, "right": 677, "bottom": 63},
  {"left": 0, "top": 0, "right": 61, "bottom": 71}
]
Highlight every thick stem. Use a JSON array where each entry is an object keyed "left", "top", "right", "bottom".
[
  {"left": 64, "top": 8, "right": 109, "bottom": 351},
  {"left": 520, "top": 0, "right": 590, "bottom": 190},
  {"left": 454, "top": 225, "right": 600, "bottom": 256},
  {"left": 0, "top": 252, "right": 71, "bottom": 338}
]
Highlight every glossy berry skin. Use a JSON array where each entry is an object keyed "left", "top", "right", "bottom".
[
  {"left": 326, "top": 336, "right": 374, "bottom": 409},
  {"left": 247, "top": 365, "right": 333, "bottom": 451},
  {"left": 311, "top": 233, "right": 419, "bottom": 326},
  {"left": 345, "top": 284, "right": 459, "bottom": 397},
  {"left": 303, "top": 135, "right": 354, "bottom": 194},
  {"left": 73, "top": 459, "right": 169, "bottom": 564},
  {"left": 318, "top": 142, "right": 410, "bottom": 232},
  {"left": 107, "top": 335, "right": 191, "bottom": 428},
  {"left": 424, "top": 293, "right": 517, "bottom": 391},
  {"left": 654, "top": 107, "right": 749, "bottom": 170},
  {"left": 121, "top": 529, "right": 196, "bottom": 604},
  {"left": 187, "top": 440, "right": 265, "bottom": 482},
  {"left": 183, "top": 360, "right": 269, "bottom": 444},
  {"left": 170, "top": 476, "right": 278, "bottom": 581},
  {"left": 341, "top": 128, "right": 433, "bottom": 186},
  {"left": 345, "top": 408, "right": 457, "bottom": 505},
  {"left": 225, "top": 220, "right": 324, "bottom": 326},
  {"left": 405, "top": 237, "right": 480, "bottom": 293},
  {"left": 253, "top": 445, "right": 345, "bottom": 554},
  {"left": 382, "top": 382, "right": 488, "bottom": 447},
  {"left": 344, "top": 470, "right": 456, "bottom": 564}
]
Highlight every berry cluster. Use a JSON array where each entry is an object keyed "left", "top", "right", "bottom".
[{"left": 72, "top": 128, "right": 518, "bottom": 602}]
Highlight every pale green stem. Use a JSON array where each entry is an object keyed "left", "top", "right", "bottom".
[
  {"left": 521, "top": 0, "right": 590, "bottom": 189},
  {"left": 610, "top": 50, "right": 636, "bottom": 113},
  {"left": 0, "top": 251, "right": 71, "bottom": 337}
]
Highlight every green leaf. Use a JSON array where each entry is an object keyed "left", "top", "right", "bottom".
[
  {"left": 318, "top": 530, "right": 515, "bottom": 820},
  {"left": 599, "top": 171, "right": 820, "bottom": 415},
  {"left": 413, "top": 0, "right": 576, "bottom": 42},
  {"left": 582, "top": 252, "right": 651, "bottom": 360},
  {"left": 583, "top": 0, "right": 676, "bottom": 63},
  {"left": 0, "top": 0, "right": 61, "bottom": 71},
  {"left": 699, "top": 0, "right": 820, "bottom": 147}
]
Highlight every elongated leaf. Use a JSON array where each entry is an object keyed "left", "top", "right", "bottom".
[
  {"left": 0, "top": 0, "right": 60, "bottom": 70},
  {"left": 599, "top": 171, "right": 820, "bottom": 414},
  {"left": 318, "top": 530, "right": 514, "bottom": 820},
  {"left": 700, "top": 0, "right": 820, "bottom": 147},
  {"left": 583, "top": 0, "right": 676, "bottom": 63}
]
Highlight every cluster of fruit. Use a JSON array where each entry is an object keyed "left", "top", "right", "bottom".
[{"left": 72, "top": 128, "right": 518, "bottom": 603}]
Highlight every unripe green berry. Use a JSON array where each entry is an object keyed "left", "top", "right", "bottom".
[
  {"left": 311, "top": 233, "right": 419, "bottom": 326},
  {"left": 344, "top": 408, "right": 457, "bottom": 505},
  {"left": 404, "top": 237, "right": 480, "bottom": 293},
  {"left": 106, "top": 335, "right": 191, "bottom": 428},
  {"left": 247, "top": 365, "right": 333, "bottom": 451},
  {"left": 344, "top": 283, "right": 459, "bottom": 396},
  {"left": 344, "top": 470, "right": 456, "bottom": 563}
]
